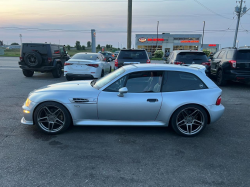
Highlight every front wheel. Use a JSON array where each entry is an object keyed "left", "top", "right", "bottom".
[
  {"left": 66, "top": 74, "right": 73, "bottom": 81},
  {"left": 101, "top": 69, "right": 104, "bottom": 77},
  {"left": 52, "top": 63, "right": 62, "bottom": 78},
  {"left": 22, "top": 69, "right": 34, "bottom": 77},
  {"left": 34, "top": 102, "right": 72, "bottom": 134},
  {"left": 171, "top": 104, "right": 208, "bottom": 137}
]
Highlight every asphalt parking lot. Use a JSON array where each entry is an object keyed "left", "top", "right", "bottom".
[{"left": 0, "top": 57, "right": 250, "bottom": 187}]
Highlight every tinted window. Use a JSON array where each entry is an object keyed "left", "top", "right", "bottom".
[
  {"left": 213, "top": 51, "right": 221, "bottom": 58},
  {"left": 236, "top": 50, "right": 250, "bottom": 60},
  {"left": 226, "top": 50, "right": 234, "bottom": 59},
  {"left": 218, "top": 51, "right": 225, "bottom": 59},
  {"left": 118, "top": 50, "right": 147, "bottom": 60},
  {"left": 104, "top": 75, "right": 127, "bottom": 92},
  {"left": 51, "top": 46, "right": 59, "bottom": 54},
  {"left": 125, "top": 71, "right": 163, "bottom": 93},
  {"left": 162, "top": 71, "right": 207, "bottom": 92},
  {"left": 71, "top": 53, "right": 98, "bottom": 60},
  {"left": 176, "top": 52, "right": 208, "bottom": 64}
]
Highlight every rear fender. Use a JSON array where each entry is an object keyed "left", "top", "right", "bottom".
[{"left": 53, "top": 59, "right": 62, "bottom": 67}]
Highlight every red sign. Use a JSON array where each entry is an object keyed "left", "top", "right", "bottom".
[
  {"left": 180, "top": 40, "right": 199, "bottom": 43},
  {"left": 147, "top": 38, "right": 164, "bottom": 42},
  {"left": 139, "top": 37, "right": 147, "bottom": 43},
  {"left": 208, "top": 44, "right": 216, "bottom": 47}
]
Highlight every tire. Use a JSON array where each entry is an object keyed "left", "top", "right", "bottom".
[
  {"left": 22, "top": 69, "right": 34, "bottom": 77},
  {"left": 34, "top": 102, "right": 72, "bottom": 134},
  {"left": 52, "top": 63, "right": 62, "bottom": 78},
  {"left": 171, "top": 104, "right": 208, "bottom": 137},
  {"left": 24, "top": 52, "right": 42, "bottom": 68},
  {"left": 216, "top": 69, "right": 227, "bottom": 86},
  {"left": 66, "top": 74, "right": 73, "bottom": 81},
  {"left": 109, "top": 67, "right": 112, "bottom": 73},
  {"left": 101, "top": 69, "right": 104, "bottom": 77},
  {"left": 108, "top": 57, "right": 112, "bottom": 62}
]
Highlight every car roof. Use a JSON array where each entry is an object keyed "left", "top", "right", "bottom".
[
  {"left": 173, "top": 50, "right": 205, "bottom": 54},
  {"left": 77, "top": 52, "right": 99, "bottom": 55},
  {"left": 121, "top": 49, "right": 145, "bottom": 51},
  {"left": 22, "top": 43, "right": 63, "bottom": 46}
]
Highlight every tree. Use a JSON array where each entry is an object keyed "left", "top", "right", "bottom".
[
  {"left": 75, "top": 41, "right": 81, "bottom": 50},
  {"left": 154, "top": 50, "right": 164, "bottom": 58},
  {"left": 97, "top": 44, "right": 101, "bottom": 49},
  {"left": 11, "top": 42, "right": 19, "bottom": 45},
  {"left": 87, "top": 41, "right": 91, "bottom": 48},
  {"left": 82, "top": 45, "right": 86, "bottom": 50},
  {"left": 66, "top": 45, "right": 71, "bottom": 51},
  {"left": 110, "top": 45, "right": 113, "bottom": 49}
]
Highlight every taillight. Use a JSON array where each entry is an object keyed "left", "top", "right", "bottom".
[
  {"left": 103, "top": 58, "right": 106, "bottom": 61},
  {"left": 216, "top": 96, "right": 222, "bottom": 105},
  {"left": 147, "top": 59, "right": 150, "bottom": 63},
  {"left": 115, "top": 59, "right": 118, "bottom": 67},
  {"left": 48, "top": 58, "right": 52, "bottom": 63},
  {"left": 64, "top": 62, "right": 72, "bottom": 66},
  {"left": 87, "top": 64, "right": 99, "bottom": 68},
  {"left": 112, "top": 54, "right": 115, "bottom": 57},
  {"left": 174, "top": 61, "right": 183, "bottom": 65},
  {"left": 229, "top": 60, "right": 236, "bottom": 68},
  {"left": 19, "top": 57, "right": 23, "bottom": 61},
  {"left": 202, "top": 62, "right": 211, "bottom": 66}
]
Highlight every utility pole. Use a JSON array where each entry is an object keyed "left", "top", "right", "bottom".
[
  {"left": 201, "top": 21, "right": 205, "bottom": 50},
  {"left": 19, "top": 34, "right": 22, "bottom": 45},
  {"left": 118, "top": 42, "right": 119, "bottom": 49},
  {"left": 156, "top": 21, "right": 159, "bottom": 51},
  {"left": 233, "top": 0, "right": 244, "bottom": 47},
  {"left": 127, "top": 0, "right": 132, "bottom": 49}
]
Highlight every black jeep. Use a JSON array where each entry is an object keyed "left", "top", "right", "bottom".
[{"left": 18, "top": 43, "right": 70, "bottom": 78}]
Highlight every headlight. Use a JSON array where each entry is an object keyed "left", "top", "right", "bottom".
[{"left": 25, "top": 98, "right": 32, "bottom": 107}]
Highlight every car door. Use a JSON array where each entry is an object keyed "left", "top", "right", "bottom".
[
  {"left": 211, "top": 50, "right": 222, "bottom": 75},
  {"left": 97, "top": 71, "right": 163, "bottom": 121}
]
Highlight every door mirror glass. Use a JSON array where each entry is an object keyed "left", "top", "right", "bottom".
[{"left": 118, "top": 87, "right": 128, "bottom": 97}]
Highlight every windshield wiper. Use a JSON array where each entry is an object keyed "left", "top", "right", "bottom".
[{"left": 122, "top": 57, "right": 133, "bottom": 59}]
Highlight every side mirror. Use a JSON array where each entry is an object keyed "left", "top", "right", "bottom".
[{"left": 118, "top": 87, "right": 128, "bottom": 97}]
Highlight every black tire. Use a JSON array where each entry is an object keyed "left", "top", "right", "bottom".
[
  {"left": 34, "top": 102, "right": 72, "bottom": 135},
  {"left": 66, "top": 74, "right": 73, "bottom": 81},
  {"left": 24, "top": 52, "right": 42, "bottom": 68},
  {"left": 109, "top": 67, "right": 112, "bottom": 73},
  {"left": 171, "top": 104, "right": 208, "bottom": 137},
  {"left": 101, "top": 69, "right": 104, "bottom": 77},
  {"left": 22, "top": 69, "right": 34, "bottom": 77},
  {"left": 52, "top": 63, "right": 62, "bottom": 78},
  {"left": 216, "top": 69, "right": 227, "bottom": 86}
]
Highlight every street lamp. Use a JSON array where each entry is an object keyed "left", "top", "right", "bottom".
[
  {"left": 19, "top": 34, "right": 22, "bottom": 45},
  {"left": 201, "top": 21, "right": 205, "bottom": 50}
]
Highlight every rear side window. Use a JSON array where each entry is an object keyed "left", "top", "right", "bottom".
[
  {"left": 236, "top": 50, "right": 250, "bottom": 60},
  {"left": 71, "top": 53, "right": 98, "bottom": 60},
  {"left": 213, "top": 51, "right": 221, "bottom": 58},
  {"left": 51, "top": 46, "right": 59, "bottom": 54},
  {"left": 218, "top": 51, "right": 225, "bottom": 59},
  {"left": 118, "top": 50, "right": 147, "bottom": 60},
  {"left": 22, "top": 44, "right": 48, "bottom": 55},
  {"left": 176, "top": 52, "right": 208, "bottom": 64},
  {"left": 162, "top": 71, "right": 207, "bottom": 92},
  {"left": 226, "top": 50, "right": 234, "bottom": 59}
]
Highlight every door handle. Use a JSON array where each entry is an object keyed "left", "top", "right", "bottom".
[{"left": 147, "top": 99, "right": 158, "bottom": 102}]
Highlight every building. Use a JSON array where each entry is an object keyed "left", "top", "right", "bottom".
[{"left": 135, "top": 33, "right": 220, "bottom": 55}]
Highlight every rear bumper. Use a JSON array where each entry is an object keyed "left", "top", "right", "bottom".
[
  {"left": 224, "top": 70, "right": 250, "bottom": 82},
  {"left": 65, "top": 73, "right": 94, "bottom": 79},
  {"left": 208, "top": 104, "right": 225, "bottom": 124},
  {"left": 19, "top": 62, "right": 55, "bottom": 71}
]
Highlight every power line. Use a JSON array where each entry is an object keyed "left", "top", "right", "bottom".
[{"left": 194, "top": 0, "right": 233, "bottom": 20}]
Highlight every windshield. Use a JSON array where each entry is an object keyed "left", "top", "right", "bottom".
[
  {"left": 118, "top": 50, "right": 147, "bottom": 59},
  {"left": 71, "top": 53, "right": 98, "bottom": 60},
  {"left": 93, "top": 68, "right": 125, "bottom": 89},
  {"left": 176, "top": 52, "right": 208, "bottom": 64}
]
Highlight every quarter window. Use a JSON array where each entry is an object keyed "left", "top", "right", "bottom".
[
  {"left": 162, "top": 71, "right": 207, "bottom": 92},
  {"left": 226, "top": 50, "right": 234, "bottom": 59},
  {"left": 218, "top": 51, "right": 225, "bottom": 59},
  {"left": 213, "top": 51, "right": 221, "bottom": 58}
]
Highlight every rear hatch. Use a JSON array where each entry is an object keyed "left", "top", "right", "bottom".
[
  {"left": 176, "top": 52, "right": 209, "bottom": 65},
  {"left": 235, "top": 49, "right": 250, "bottom": 70},
  {"left": 117, "top": 50, "right": 148, "bottom": 67},
  {"left": 21, "top": 43, "right": 49, "bottom": 63}
]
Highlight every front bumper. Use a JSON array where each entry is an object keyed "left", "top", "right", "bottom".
[
  {"left": 208, "top": 104, "right": 225, "bottom": 124},
  {"left": 21, "top": 100, "right": 36, "bottom": 125},
  {"left": 21, "top": 117, "right": 33, "bottom": 125}
]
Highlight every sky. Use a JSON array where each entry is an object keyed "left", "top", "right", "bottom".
[{"left": 1, "top": 0, "right": 250, "bottom": 48}]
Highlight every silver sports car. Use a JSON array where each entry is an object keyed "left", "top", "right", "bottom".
[{"left": 21, "top": 64, "right": 224, "bottom": 136}]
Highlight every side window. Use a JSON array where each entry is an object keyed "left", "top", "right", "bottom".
[
  {"left": 59, "top": 47, "right": 65, "bottom": 55},
  {"left": 51, "top": 46, "right": 59, "bottom": 54},
  {"left": 125, "top": 71, "right": 163, "bottom": 93},
  {"left": 218, "top": 51, "right": 225, "bottom": 59},
  {"left": 213, "top": 51, "right": 221, "bottom": 58},
  {"left": 104, "top": 75, "right": 127, "bottom": 92},
  {"left": 226, "top": 50, "right": 234, "bottom": 59},
  {"left": 162, "top": 71, "right": 207, "bottom": 92}
]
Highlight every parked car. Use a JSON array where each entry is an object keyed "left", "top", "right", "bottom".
[
  {"left": 64, "top": 53, "right": 111, "bottom": 81},
  {"left": 21, "top": 64, "right": 224, "bottom": 137},
  {"left": 210, "top": 47, "right": 250, "bottom": 86},
  {"left": 166, "top": 50, "right": 211, "bottom": 75},
  {"left": 114, "top": 51, "right": 120, "bottom": 58},
  {"left": 19, "top": 43, "right": 70, "bottom": 78},
  {"left": 115, "top": 49, "right": 150, "bottom": 69},
  {"left": 101, "top": 52, "right": 115, "bottom": 62}
]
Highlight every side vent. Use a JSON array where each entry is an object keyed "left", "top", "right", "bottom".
[{"left": 72, "top": 98, "right": 89, "bottom": 103}]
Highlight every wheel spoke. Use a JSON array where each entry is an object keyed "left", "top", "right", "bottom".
[
  {"left": 43, "top": 107, "right": 52, "bottom": 115},
  {"left": 181, "top": 110, "right": 189, "bottom": 118},
  {"left": 189, "top": 110, "right": 199, "bottom": 118},
  {"left": 177, "top": 119, "right": 185, "bottom": 126},
  {"left": 48, "top": 122, "right": 54, "bottom": 131},
  {"left": 38, "top": 117, "right": 48, "bottom": 123},
  {"left": 55, "top": 118, "right": 64, "bottom": 126},
  {"left": 53, "top": 109, "right": 61, "bottom": 117},
  {"left": 193, "top": 119, "right": 203, "bottom": 125}
]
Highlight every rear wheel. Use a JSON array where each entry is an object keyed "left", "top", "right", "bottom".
[
  {"left": 66, "top": 74, "right": 73, "bottom": 81},
  {"left": 171, "top": 104, "right": 208, "bottom": 137},
  {"left": 101, "top": 69, "right": 104, "bottom": 77},
  {"left": 109, "top": 67, "right": 112, "bottom": 73},
  {"left": 52, "top": 63, "right": 62, "bottom": 78},
  {"left": 22, "top": 69, "right": 34, "bottom": 77},
  {"left": 216, "top": 70, "right": 227, "bottom": 86}
]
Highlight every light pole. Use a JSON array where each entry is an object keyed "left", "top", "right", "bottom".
[
  {"left": 127, "top": 0, "right": 132, "bottom": 49},
  {"left": 201, "top": 21, "right": 205, "bottom": 50},
  {"left": 19, "top": 34, "right": 22, "bottom": 45},
  {"left": 233, "top": 0, "right": 244, "bottom": 47},
  {"left": 156, "top": 21, "right": 159, "bottom": 51}
]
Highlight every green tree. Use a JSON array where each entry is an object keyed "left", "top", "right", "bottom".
[
  {"left": 82, "top": 45, "right": 86, "bottom": 50},
  {"left": 97, "top": 44, "right": 101, "bottom": 49},
  {"left": 87, "top": 41, "right": 91, "bottom": 48},
  {"left": 11, "top": 42, "right": 19, "bottom": 45},
  {"left": 66, "top": 45, "right": 71, "bottom": 51},
  {"left": 154, "top": 50, "right": 163, "bottom": 58},
  {"left": 203, "top": 50, "right": 211, "bottom": 57},
  {"left": 75, "top": 41, "right": 81, "bottom": 50}
]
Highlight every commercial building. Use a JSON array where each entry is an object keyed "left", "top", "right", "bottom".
[{"left": 135, "top": 33, "right": 220, "bottom": 55}]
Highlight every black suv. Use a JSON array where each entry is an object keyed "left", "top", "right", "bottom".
[
  {"left": 115, "top": 49, "right": 150, "bottom": 69},
  {"left": 210, "top": 47, "right": 250, "bottom": 86},
  {"left": 19, "top": 43, "right": 70, "bottom": 78}
]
